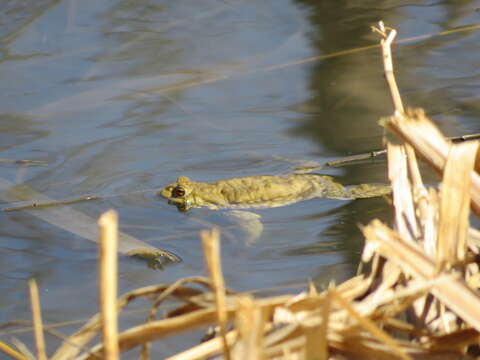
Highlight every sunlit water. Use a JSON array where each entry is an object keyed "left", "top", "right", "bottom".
[{"left": 1, "top": 0, "right": 480, "bottom": 357}]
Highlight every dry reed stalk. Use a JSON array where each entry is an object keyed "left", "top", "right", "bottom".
[
  {"left": 9, "top": 338, "right": 35, "bottom": 360},
  {"left": 81, "top": 307, "right": 233, "bottom": 360},
  {"left": 0, "top": 340, "right": 28, "bottom": 360},
  {"left": 264, "top": 336, "right": 305, "bottom": 359},
  {"left": 98, "top": 210, "right": 119, "bottom": 360},
  {"left": 373, "top": 21, "right": 431, "bottom": 236},
  {"left": 201, "top": 228, "right": 231, "bottom": 360},
  {"left": 374, "top": 21, "right": 430, "bottom": 234},
  {"left": 59, "top": 280, "right": 290, "bottom": 359},
  {"left": 385, "top": 109, "right": 480, "bottom": 216},
  {"left": 141, "top": 278, "right": 219, "bottom": 358},
  {"left": 387, "top": 143, "right": 418, "bottom": 242},
  {"left": 362, "top": 220, "right": 480, "bottom": 332},
  {"left": 437, "top": 141, "right": 478, "bottom": 269},
  {"left": 315, "top": 291, "right": 330, "bottom": 360},
  {"left": 52, "top": 262, "right": 209, "bottom": 357},
  {"left": 330, "top": 289, "right": 412, "bottom": 360},
  {"left": 164, "top": 331, "right": 238, "bottom": 360},
  {"left": 373, "top": 20, "right": 480, "bottom": 339},
  {"left": 372, "top": 21, "right": 404, "bottom": 113},
  {"left": 427, "top": 328, "right": 480, "bottom": 352},
  {"left": 51, "top": 314, "right": 101, "bottom": 360},
  {"left": 234, "top": 295, "right": 265, "bottom": 360},
  {"left": 28, "top": 279, "right": 47, "bottom": 360}
]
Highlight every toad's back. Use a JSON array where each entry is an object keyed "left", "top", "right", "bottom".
[{"left": 160, "top": 174, "right": 390, "bottom": 211}]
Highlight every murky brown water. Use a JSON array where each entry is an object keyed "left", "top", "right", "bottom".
[{"left": 1, "top": 0, "right": 480, "bottom": 357}]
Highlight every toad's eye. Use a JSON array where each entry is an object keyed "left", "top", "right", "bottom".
[{"left": 173, "top": 186, "right": 185, "bottom": 197}]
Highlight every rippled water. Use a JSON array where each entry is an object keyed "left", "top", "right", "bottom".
[{"left": 1, "top": 0, "right": 480, "bottom": 357}]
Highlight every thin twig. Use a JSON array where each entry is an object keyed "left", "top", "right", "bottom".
[
  {"left": 98, "top": 210, "right": 119, "bottom": 360},
  {"left": 304, "top": 132, "right": 480, "bottom": 170},
  {"left": 324, "top": 149, "right": 387, "bottom": 168},
  {"left": 29, "top": 279, "right": 47, "bottom": 360},
  {"left": 451, "top": 132, "right": 480, "bottom": 142}
]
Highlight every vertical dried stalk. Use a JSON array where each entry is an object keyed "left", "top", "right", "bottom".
[
  {"left": 98, "top": 210, "right": 119, "bottom": 360},
  {"left": 309, "top": 291, "right": 330, "bottom": 360},
  {"left": 201, "top": 228, "right": 231, "bottom": 360},
  {"left": 374, "top": 21, "right": 429, "bottom": 234},
  {"left": 387, "top": 143, "right": 418, "bottom": 241},
  {"left": 386, "top": 110, "right": 480, "bottom": 217},
  {"left": 29, "top": 279, "right": 47, "bottom": 360},
  {"left": 235, "top": 295, "right": 264, "bottom": 360},
  {"left": 437, "top": 141, "right": 478, "bottom": 269},
  {"left": 373, "top": 21, "right": 403, "bottom": 113}
]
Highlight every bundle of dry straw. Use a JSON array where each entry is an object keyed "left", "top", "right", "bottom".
[{"left": 3, "top": 21, "right": 480, "bottom": 360}]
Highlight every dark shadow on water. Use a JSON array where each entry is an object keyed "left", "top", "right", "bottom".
[{"left": 284, "top": 196, "right": 391, "bottom": 276}]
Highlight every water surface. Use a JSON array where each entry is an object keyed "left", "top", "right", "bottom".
[{"left": 1, "top": 0, "right": 480, "bottom": 357}]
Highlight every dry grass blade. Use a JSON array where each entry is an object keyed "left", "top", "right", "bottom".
[
  {"left": 51, "top": 314, "right": 101, "bottom": 360},
  {"left": 98, "top": 210, "right": 119, "bottom": 360},
  {"left": 0, "top": 339, "right": 29, "bottom": 360},
  {"left": 29, "top": 279, "right": 47, "bottom": 360},
  {"left": 437, "top": 141, "right": 478, "bottom": 269},
  {"left": 10, "top": 338, "right": 35, "bottom": 360},
  {"left": 201, "top": 228, "right": 231, "bottom": 360}
]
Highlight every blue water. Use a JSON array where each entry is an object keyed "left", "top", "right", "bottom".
[{"left": 1, "top": 0, "right": 480, "bottom": 357}]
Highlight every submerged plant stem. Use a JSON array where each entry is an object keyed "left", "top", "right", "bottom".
[{"left": 3, "top": 195, "right": 101, "bottom": 212}]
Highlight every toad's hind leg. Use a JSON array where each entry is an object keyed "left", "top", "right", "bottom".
[{"left": 344, "top": 184, "right": 391, "bottom": 199}]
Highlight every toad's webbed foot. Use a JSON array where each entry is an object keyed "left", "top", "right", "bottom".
[
  {"left": 126, "top": 247, "right": 182, "bottom": 270},
  {"left": 224, "top": 210, "right": 263, "bottom": 245}
]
